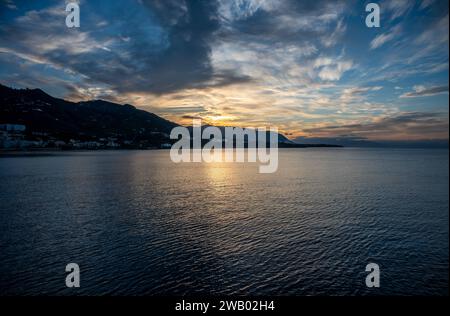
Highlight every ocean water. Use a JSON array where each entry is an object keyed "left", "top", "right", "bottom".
[{"left": 0, "top": 148, "right": 448, "bottom": 296}]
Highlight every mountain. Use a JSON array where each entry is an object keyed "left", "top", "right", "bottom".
[
  {"left": 0, "top": 84, "right": 177, "bottom": 147},
  {"left": 186, "top": 125, "right": 295, "bottom": 146},
  {"left": 0, "top": 83, "right": 341, "bottom": 149}
]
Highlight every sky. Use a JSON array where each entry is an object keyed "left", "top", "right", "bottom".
[{"left": 0, "top": 0, "right": 448, "bottom": 141}]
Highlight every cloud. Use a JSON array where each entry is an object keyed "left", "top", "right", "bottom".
[
  {"left": 0, "top": 1, "right": 252, "bottom": 95},
  {"left": 383, "top": 0, "right": 415, "bottom": 20},
  {"left": 400, "top": 85, "right": 449, "bottom": 98},
  {"left": 362, "top": 8, "right": 448, "bottom": 84},
  {"left": 0, "top": 0, "right": 448, "bottom": 141},
  {"left": 0, "top": 0, "right": 17, "bottom": 10},
  {"left": 313, "top": 58, "right": 353, "bottom": 81},
  {"left": 216, "top": 0, "right": 349, "bottom": 45},
  {"left": 340, "top": 86, "right": 383, "bottom": 103},
  {"left": 420, "top": 0, "right": 437, "bottom": 10},
  {"left": 321, "top": 19, "right": 347, "bottom": 47},
  {"left": 370, "top": 25, "right": 401, "bottom": 50},
  {"left": 0, "top": 0, "right": 353, "bottom": 97},
  {"left": 302, "top": 112, "right": 449, "bottom": 140}
]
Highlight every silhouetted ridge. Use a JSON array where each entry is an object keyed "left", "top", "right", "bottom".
[
  {"left": 0, "top": 83, "right": 178, "bottom": 147},
  {"left": 0, "top": 83, "right": 341, "bottom": 149}
]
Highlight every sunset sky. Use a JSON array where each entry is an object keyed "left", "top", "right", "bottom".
[{"left": 0, "top": 0, "right": 448, "bottom": 141}]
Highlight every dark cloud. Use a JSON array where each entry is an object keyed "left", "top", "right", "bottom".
[
  {"left": 159, "top": 106, "right": 206, "bottom": 114},
  {"left": 217, "top": 0, "right": 350, "bottom": 44},
  {"left": 401, "top": 85, "right": 449, "bottom": 98},
  {"left": 0, "top": 0, "right": 355, "bottom": 97},
  {"left": 84, "top": 0, "right": 253, "bottom": 94},
  {"left": 302, "top": 112, "right": 449, "bottom": 140},
  {"left": 136, "top": 0, "right": 222, "bottom": 93},
  {"left": 181, "top": 115, "right": 203, "bottom": 120},
  {"left": 0, "top": 0, "right": 252, "bottom": 95}
]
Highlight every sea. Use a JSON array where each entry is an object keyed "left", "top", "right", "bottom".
[{"left": 0, "top": 148, "right": 448, "bottom": 295}]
